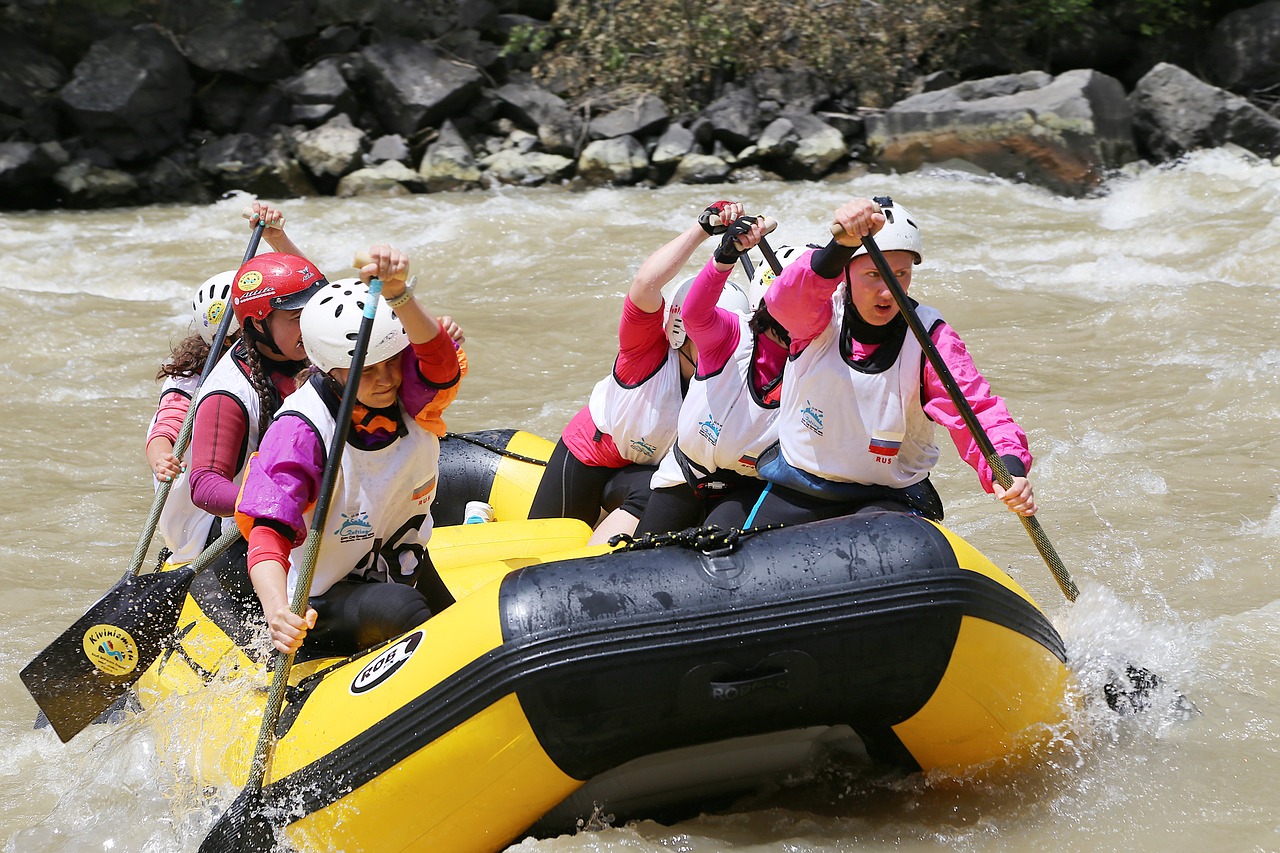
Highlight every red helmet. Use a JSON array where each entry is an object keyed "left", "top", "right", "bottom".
[{"left": 231, "top": 252, "right": 328, "bottom": 323}]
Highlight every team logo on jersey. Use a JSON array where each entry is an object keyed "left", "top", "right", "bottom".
[
  {"left": 336, "top": 511, "right": 374, "bottom": 542},
  {"left": 698, "top": 415, "right": 722, "bottom": 445},
  {"left": 411, "top": 475, "right": 437, "bottom": 505},
  {"left": 868, "top": 430, "right": 904, "bottom": 457},
  {"left": 350, "top": 630, "right": 423, "bottom": 695},
  {"left": 629, "top": 437, "right": 658, "bottom": 458},
  {"left": 236, "top": 270, "right": 264, "bottom": 292},
  {"left": 800, "top": 401, "right": 824, "bottom": 436},
  {"left": 83, "top": 624, "right": 139, "bottom": 676}
]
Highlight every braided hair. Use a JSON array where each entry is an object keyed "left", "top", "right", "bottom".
[{"left": 239, "top": 320, "right": 282, "bottom": 439}]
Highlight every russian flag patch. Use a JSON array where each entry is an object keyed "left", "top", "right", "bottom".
[{"left": 868, "top": 430, "right": 904, "bottom": 457}]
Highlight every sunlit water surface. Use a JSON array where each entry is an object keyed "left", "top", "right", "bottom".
[{"left": 2, "top": 151, "right": 1277, "bottom": 851}]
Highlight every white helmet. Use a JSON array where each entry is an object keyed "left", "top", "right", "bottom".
[
  {"left": 662, "top": 276, "right": 751, "bottom": 349},
  {"left": 747, "top": 245, "right": 806, "bottom": 310},
  {"left": 192, "top": 271, "right": 240, "bottom": 345},
  {"left": 853, "top": 198, "right": 923, "bottom": 264},
  {"left": 301, "top": 278, "right": 410, "bottom": 373}
]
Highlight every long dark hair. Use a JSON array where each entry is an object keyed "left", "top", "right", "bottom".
[
  {"left": 239, "top": 320, "right": 282, "bottom": 440},
  {"left": 156, "top": 331, "right": 238, "bottom": 380},
  {"left": 749, "top": 302, "right": 790, "bottom": 348}
]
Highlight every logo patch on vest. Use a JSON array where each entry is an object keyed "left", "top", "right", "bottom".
[
  {"left": 335, "top": 510, "right": 374, "bottom": 542},
  {"left": 350, "top": 630, "right": 423, "bottom": 694},
  {"left": 698, "top": 414, "right": 722, "bottom": 445},
  {"left": 868, "top": 430, "right": 904, "bottom": 457},
  {"left": 629, "top": 437, "right": 658, "bottom": 458},
  {"left": 800, "top": 401, "right": 825, "bottom": 436}
]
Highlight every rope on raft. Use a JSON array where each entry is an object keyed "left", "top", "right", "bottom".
[
  {"left": 609, "top": 523, "right": 784, "bottom": 557},
  {"left": 442, "top": 432, "right": 549, "bottom": 467}
]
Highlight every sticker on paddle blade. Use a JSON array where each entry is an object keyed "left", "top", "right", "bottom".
[
  {"left": 350, "top": 630, "right": 423, "bottom": 695},
  {"left": 82, "top": 624, "right": 140, "bottom": 676}
]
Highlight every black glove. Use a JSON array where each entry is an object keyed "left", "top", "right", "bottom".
[
  {"left": 698, "top": 200, "right": 735, "bottom": 235},
  {"left": 713, "top": 215, "right": 758, "bottom": 265}
]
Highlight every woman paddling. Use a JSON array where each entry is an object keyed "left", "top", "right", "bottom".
[
  {"left": 236, "top": 246, "right": 466, "bottom": 658},
  {"left": 744, "top": 195, "right": 1037, "bottom": 527},
  {"left": 527, "top": 200, "right": 751, "bottom": 544}
]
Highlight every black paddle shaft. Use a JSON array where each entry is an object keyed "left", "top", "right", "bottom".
[
  {"left": 200, "top": 279, "right": 385, "bottom": 853},
  {"left": 857, "top": 231, "right": 1080, "bottom": 602},
  {"left": 126, "top": 222, "right": 266, "bottom": 577}
]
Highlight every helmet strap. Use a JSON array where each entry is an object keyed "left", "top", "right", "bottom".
[{"left": 245, "top": 316, "right": 288, "bottom": 359}]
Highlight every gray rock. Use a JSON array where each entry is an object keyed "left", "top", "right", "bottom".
[
  {"left": 195, "top": 132, "right": 316, "bottom": 197},
  {"left": 59, "top": 27, "right": 193, "bottom": 163},
  {"left": 651, "top": 124, "right": 696, "bottom": 165},
  {"left": 367, "top": 134, "right": 412, "bottom": 165},
  {"left": 361, "top": 37, "right": 484, "bottom": 136},
  {"left": 479, "top": 148, "right": 574, "bottom": 186},
  {"left": 182, "top": 18, "right": 293, "bottom": 81},
  {"left": 419, "top": 120, "right": 481, "bottom": 191},
  {"left": 495, "top": 81, "right": 583, "bottom": 155},
  {"left": 700, "top": 86, "right": 760, "bottom": 151},
  {"left": 672, "top": 153, "right": 731, "bottom": 184},
  {"left": 789, "top": 114, "right": 849, "bottom": 176},
  {"left": 867, "top": 69, "right": 1137, "bottom": 196},
  {"left": 756, "top": 118, "right": 798, "bottom": 159},
  {"left": 293, "top": 113, "right": 368, "bottom": 178},
  {"left": 336, "top": 161, "right": 424, "bottom": 197},
  {"left": 281, "top": 58, "right": 357, "bottom": 126},
  {"left": 577, "top": 135, "right": 649, "bottom": 185},
  {"left": 1206, "top": 0, "right": 1280, "bottom": 93},
  {"left": 1130, "top": 62, "right": 1280, "bottom": 160},
  {"left": 588, "top": 93, "right": 669, "bottom": 140}
]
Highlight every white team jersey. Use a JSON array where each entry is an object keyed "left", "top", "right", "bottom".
[
  {"left": 280, "top": 381, "right": 440, "bottom": 599},
  {"left": 587, "top": 351, "right": 683, "bottom": 465},
  {"left": 776, "top": 298, "right": 943, "bottom": 487}
]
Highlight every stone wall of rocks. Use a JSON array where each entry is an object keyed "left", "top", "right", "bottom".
[{"left": 3, "top": 0, "right": 1280, "bottom": 210}]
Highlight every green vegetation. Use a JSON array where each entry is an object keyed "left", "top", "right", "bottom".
[{"left": 532, "top": 0, "right": 1231, "bottom": 111}]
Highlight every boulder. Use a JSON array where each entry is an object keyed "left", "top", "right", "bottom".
[
  {"left": 671, "top": 153, "right": 731, "bottom": 184},
  {"left": 418, "top": 120, "right": 481, "bottom": 191},
  {"left": 478, "top": 149, "right": 573, "bottom": 186},
  {"left": 494, "top": 81, "right": 583, "bottom": 155},
  {"left": 577, "top": 135, "right": 649, "bottom": 185},
  {"left": 789, "top": 114, "right": 849, "bottom": 176},
  {"left": 1130, "top": 63, "right": 1280, "bottom": 160},
  {"left": 867, "top": 69, "right": 1137, "bottom": 196},
  {"left": 361, "top": 38, "right": 484, "bottom": 136},
  {"left": 0, "top": 33, "right": 67, "bottom": 142},
  {"left": 700, "top": 86, "right": 761, "bottom": 151},
  {"left": 367, "top": 134, "right": 412, "bottom": 165},
  {"left": 1206, "top": 0, "right": 1280, "bottom": 93},
  {"left": 58, "top": 27, "right": 194, "bottom": 163},
  {"left": 651, "top": 124, "right": 696, "bottom": 166},
  {"left": 588, "top": 93, "right": 669, "bottom": 140},
  {"left": 336, "top": 161, "right": 425, "bottom": 197},
  {"left": 182, "top": 18, "right": 293, "bottom": 81},
  {"left": 280, "top": 58, "right": 358, "bottom": 127},
  {"left": 53, "top": 159, "right": 139, "bottom": 207},
  {"left": 292, "top": 113, "right": 368, "bottom": 179},
  {"left": 195, "top": 132, "right": 316, "bottom": 197},
  {"left": 0, "top": 142, "right": 68, "bottom": 209}
]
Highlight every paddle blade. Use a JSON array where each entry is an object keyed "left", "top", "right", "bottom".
[
  {"left": 20, "top": 567, "right": 198, "bottom": 743},
  {"left": 199, "top": 786, "right": 278, "bottom": 853}
]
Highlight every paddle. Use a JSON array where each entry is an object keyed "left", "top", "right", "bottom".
[
  {"left": 836, "top": 211, "right": 1187, "bottom": 714},
  {"left": 198, "top": 270, "right": 386, "bottom": 853},
  {"left": 20, "top": 525, "right": 243, "bottom": 743},
  {"left": 19, "top": 223, "right": 266, "bottom": 742},
  {"left": 124, "top": 222, "right": 266, "bottom": 578}
]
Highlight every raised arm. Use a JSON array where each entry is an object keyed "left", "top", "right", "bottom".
[{"left": 627, "top": 201, "right": 743, "bottom": 313}]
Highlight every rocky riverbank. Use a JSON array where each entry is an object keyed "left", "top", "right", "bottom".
[{"left": 3, "top": 0, "right": 1280, "bottom": 210}]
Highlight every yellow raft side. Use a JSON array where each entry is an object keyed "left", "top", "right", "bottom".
[
  {"left": 892, "top": 615, "right": 1071, "bottom": 771},
  {"left": 273, "top": 578, "right": 583, "bottom": 853},
  {"left": 486, "top": 431, "right": 555, "bottom": 521},
  {"left": 892, "top": 523, "right": 1070, "bottom": 770}
]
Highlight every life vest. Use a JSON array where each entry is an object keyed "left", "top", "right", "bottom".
[
  {"left": 664, "top": 313, "right": 781, "bottom": 487},
  {"left": 157, "top": 349, "right": 264, "bottom": 563},
  {"left": 277, "top": 377, "right": 440, "bottom": 600},
  {"left": 771, "top": 298, "right": 944, "bottom": 489},
  {"left": 586, "top": 350, "right": 683, "bottom": 465}
]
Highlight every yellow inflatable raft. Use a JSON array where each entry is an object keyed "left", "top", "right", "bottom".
[{"left": 127, "top": 429, "right": 1071, "bottom": 853}]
